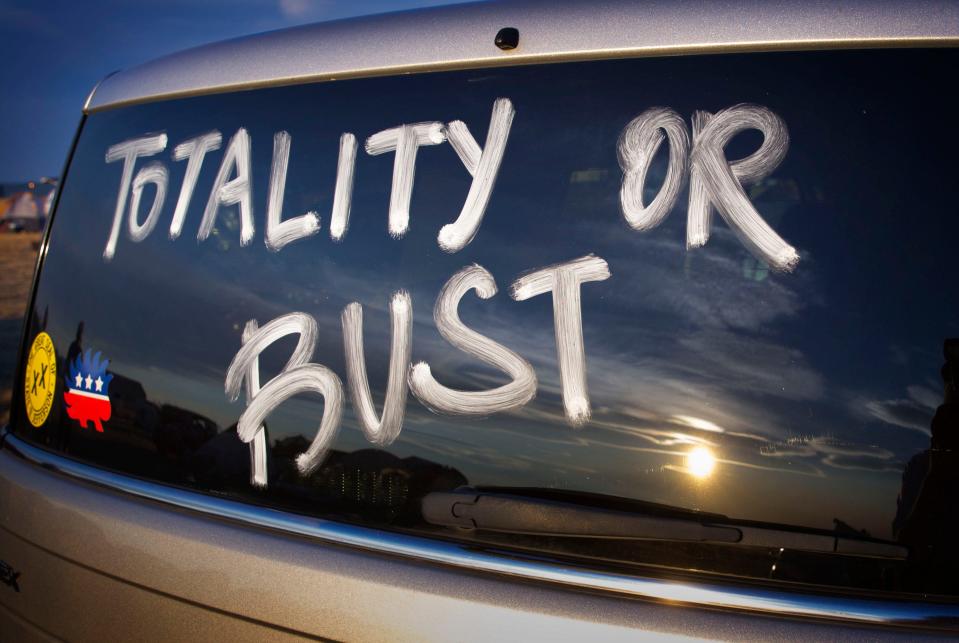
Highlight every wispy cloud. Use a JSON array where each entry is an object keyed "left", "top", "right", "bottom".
[{"left": 277, "top": 0, "right": 334, "bottom": 20}]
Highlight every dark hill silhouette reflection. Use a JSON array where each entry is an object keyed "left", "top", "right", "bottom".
[
  {"left": 185, "top": 427, "right": 467, "bottom": 525},
  {"left": 894, "top": 339, "right": 959, "bottom": 594},
  {"left": 155, "top": 404, "right": 219, "bottom": 461},
  {"left": 270, "top": 435, "right": 468, "bottom": 524}
]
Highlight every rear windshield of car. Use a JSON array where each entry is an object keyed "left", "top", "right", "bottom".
[{"left": 12, "top": 48, "right": 959, "bottom": 598}]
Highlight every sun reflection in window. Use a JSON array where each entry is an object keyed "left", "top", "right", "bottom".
[{"left": 686, "top": 446, "right": 717, "bottom": 479}]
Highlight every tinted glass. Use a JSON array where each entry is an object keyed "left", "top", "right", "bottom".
[{"left": 13, "top": 49, "right": 959, "bottom": 597}]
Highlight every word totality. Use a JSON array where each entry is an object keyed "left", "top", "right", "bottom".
[{"left": 103, "top": 100, "right": 799, "bottom": 488}]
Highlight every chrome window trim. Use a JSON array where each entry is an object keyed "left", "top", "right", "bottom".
[
  {"left": 3, "top": 432, "right": 957, "bottom": 632},
  {"left": 85, "top": 0, "right": 959, "bottom": 112},
  {"left": 83, "top": 71, "right": 120, "bottom": 113}
]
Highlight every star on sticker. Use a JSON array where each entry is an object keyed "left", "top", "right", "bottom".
[
  {"left": 75, "top": 373, "right": 83, "bottom": 388},
  {"left": 94, "top": 376, "right": 103, "bottom": 393},
  {"left": 84, "top": 374, "right": 93, "bottom": 390}
]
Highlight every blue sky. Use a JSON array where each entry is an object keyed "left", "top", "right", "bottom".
[{"left": 0, "top": 0, "right": 471, "bottom": 182}]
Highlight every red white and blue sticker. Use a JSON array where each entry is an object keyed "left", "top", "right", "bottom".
[{"left": 64, "top": 349, "right": 113, "bottom": 432}]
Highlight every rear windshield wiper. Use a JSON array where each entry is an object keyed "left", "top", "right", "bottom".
[{"left": 421, "top": 489, "right": 907, "bottom": 559}]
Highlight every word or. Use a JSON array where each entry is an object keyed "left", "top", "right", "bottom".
[
  {"left": 102, "top": 98, "right": 514, "bottom": 260},
  {"left": 225, "top": 255, "right": 610, "bottom": 487},
  {"left": 619, "top": 103, "right": 798, "bottom": 271}
]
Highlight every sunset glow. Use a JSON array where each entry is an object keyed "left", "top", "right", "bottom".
[{"left": 686, "top": 447, "right": 717, "bottom": 479}]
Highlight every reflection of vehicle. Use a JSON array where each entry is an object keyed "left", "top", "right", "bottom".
[{"left": 3, "top": 1, "right": 959, "bottom": 638}]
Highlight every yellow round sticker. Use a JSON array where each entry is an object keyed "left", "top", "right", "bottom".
[{"left": 24, "top": 332, "right": 57, "bottom": 427}]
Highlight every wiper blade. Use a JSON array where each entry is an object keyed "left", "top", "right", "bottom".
[
  {"left": 421, "top": 490, "right": 907, "bottom": 559},
  {"left": 423, "top": 491, "right": 741, "bottom": 543}
]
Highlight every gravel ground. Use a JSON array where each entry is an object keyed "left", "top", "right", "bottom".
[{"left": 0, "top": 232, "right": 42, "bottom": 424}]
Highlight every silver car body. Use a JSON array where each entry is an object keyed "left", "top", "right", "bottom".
[{"left": 3, "top": 1, "right": 959, "bottom": 639}]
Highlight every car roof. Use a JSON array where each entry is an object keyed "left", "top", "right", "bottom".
[{"left": 87, "top": 0, "right": 959, "bottom": 112}]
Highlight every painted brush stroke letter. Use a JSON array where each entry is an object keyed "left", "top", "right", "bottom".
[
  {"left": 265, "top": 131, "right": 321, "bottom": 251},
  {"left": 239, "top": 319, "right": 269, "bottom": 487},
  {"left": 438, "top": 97, "right": 515, "bottom": 253},
  {"left": 170, "top": 131, "right": 222, "bottom": 240},
  {"left": 342, "top": 291, "right": 412, "bottom": 446},
  {"left": 511, "top": 254, "right": 611, "bottom": 427},
  {"left": 365, "top": 122, "right": 446, "bottom": 238},
  {"left": 410, "top": 264, "right": 537, "bottom": 416},
  {"left": 618, "top": 107, "right": 689, "bottom": 232},
  {"left": 225, "top": 312, "right": 344, "bottom": 482},
  {"left": 198, "top": 127, "right": 255, "bottom": 247},
  {"left": 688, "top": 104, "right": 797, "bottom": 271},
  {"left": 127, "top": 162, "right": 168, "bottom": 243},
  {"left": 329, "top": 133, "right": 358, "bottom": 241},
  {"left": 103, "top": 133, "right": 168, "bottom": 260}
]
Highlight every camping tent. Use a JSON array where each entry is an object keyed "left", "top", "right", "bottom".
[{"left": 0, "top": 191, "right": 44, "bottom": 231}]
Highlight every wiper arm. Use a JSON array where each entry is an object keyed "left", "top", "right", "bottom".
[
  {"left": 423, "top": 490, "right": 741, "bottom": 543},
  {"left": 421, "top": 490, "right": 907, "bottom": 559}
]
